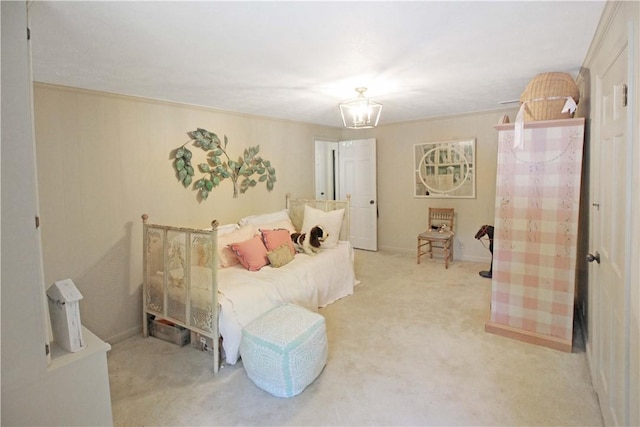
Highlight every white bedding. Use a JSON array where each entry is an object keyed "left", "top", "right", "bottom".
[{"left": 218, "top": 241, "right": 356, "bottom": 364}]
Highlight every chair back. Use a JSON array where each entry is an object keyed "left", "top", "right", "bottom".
[{"left": 428, "top": 208, "right": 455, "bottom": 232}]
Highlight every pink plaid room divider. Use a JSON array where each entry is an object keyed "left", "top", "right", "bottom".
[{"left": 487, "top": 118, "right": 585, "bottom": 351}]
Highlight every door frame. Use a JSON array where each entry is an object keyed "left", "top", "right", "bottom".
[
  {"left": 314, "top": 139, "right": 339, "bottom": 200},
  {"left": 314, "top": 137, "right": 378, "bottom": 250}
]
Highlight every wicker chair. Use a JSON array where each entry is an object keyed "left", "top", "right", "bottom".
[{"left": 417, "top": 208, "right": 455, "bottom": 268}]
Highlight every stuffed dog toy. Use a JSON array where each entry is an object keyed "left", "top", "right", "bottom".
[{"left": 291, "top": 225, "right": 328, "bottom": 255}]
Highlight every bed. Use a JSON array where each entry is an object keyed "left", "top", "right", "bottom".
[{"left": 141, "top": 195, "right": 356, "bottom": 373}]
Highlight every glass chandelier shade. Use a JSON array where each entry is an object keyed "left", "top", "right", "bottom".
[{"left": 339, "top": 87, "right": 383, "bottom": 129}]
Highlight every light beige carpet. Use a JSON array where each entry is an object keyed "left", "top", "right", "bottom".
[{"left": 108, "top": 249, "right": 603, "bottom": 426}]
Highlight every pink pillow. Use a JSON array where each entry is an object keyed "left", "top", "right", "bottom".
[
  {"left": 228, "top": 236, "right": 269, "bottom": 271},
  {"left": 260, "top": 228, "right": 295, "bottom": 255},
  {"left": 217, "top": 225, "right": 255, "bottom": 268}
]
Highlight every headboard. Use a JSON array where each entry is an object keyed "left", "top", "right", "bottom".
[{"left": 285, "top": 194, "right": 351, "bottom": 242}]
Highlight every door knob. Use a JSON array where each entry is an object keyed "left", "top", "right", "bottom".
[{"left": 586, "top": 252, "right": 600, "bottom": 264}]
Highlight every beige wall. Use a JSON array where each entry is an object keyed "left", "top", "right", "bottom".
[
  {"left": 347, "top": 109, "right": 517, "bottom": 260},
  {"left": 33, "top": 84, "right": 340, "bottom": 342},
  {"left": 34, "top": 83, "right": 516, "bottom": 343}
]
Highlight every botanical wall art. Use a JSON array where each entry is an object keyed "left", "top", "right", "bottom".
[
  {"left": 171, "top": 128, "right": 276, "bottom": 200},
  {"left": 414, "top": 139, "right": 476, "bottom": 198}
]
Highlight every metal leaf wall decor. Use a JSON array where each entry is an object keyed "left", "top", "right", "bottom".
[{"left": 172, "top": 128, "right": 276, "bottom": 200}]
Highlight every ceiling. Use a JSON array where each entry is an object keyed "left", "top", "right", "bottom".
[{"left": 28, "top": 1, "right": 605, "bottom": 128}]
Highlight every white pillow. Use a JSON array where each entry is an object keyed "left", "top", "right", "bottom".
[
  {"left": 257, "top": 218, "right": 297, "bottom": 234},
  {"left": 216, "top": 224, "right": 256, "bottom": 268},
  {"left": 301, "top": 205, "right": 345, "bottom": 249},
  {"left": 216, "top": 223, "right": 240, "bottom": 236},
  {"left": 238, "top": 209, "right": 291, "bottom": 228}
]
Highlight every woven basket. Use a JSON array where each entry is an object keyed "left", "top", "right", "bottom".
[{"left": 519, "top": 72, "right": 580, "bottom": 121}]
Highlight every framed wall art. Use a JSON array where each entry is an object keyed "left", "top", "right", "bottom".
[{"left": 414, "top": 139, "right": 476, "bottom": 198}]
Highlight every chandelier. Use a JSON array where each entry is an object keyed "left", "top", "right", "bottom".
[{"left": 339, "top": 87, "right": 383, "bottom": 129}]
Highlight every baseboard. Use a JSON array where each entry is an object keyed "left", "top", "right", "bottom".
[
  {"left": 375, "top": 245, "right": 491, "bottom": 263},
  {"left": 485, "top": 321, "right": 572, "bottom": 352},
  {"left": 457, "top": 254, "right": 492, "bottom": 263},
  {"left": 375, "top": 246, "right": 413, "bottom": 254},
  {"left": 106, "top": 325, "right": 142, "bottom": 345}
]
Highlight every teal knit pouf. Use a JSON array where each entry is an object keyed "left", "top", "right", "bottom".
[{"left": 240, "top": 304, "right": 328, "bottom": 398}]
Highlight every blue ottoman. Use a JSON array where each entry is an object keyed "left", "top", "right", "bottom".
[{"left": 240, "top": 304, "right": 328, "bottom": 397}]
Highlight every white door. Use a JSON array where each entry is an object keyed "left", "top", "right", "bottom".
[
  {"left": 338, "top": 138, "right": 377, "bottom": 251},
  {"left": 590, "top": 44, "right": 630, "bottom": 427}
]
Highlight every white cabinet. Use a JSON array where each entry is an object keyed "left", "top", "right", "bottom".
[{"left": 4, "top": 328, "right": 114, "bottom": 426}]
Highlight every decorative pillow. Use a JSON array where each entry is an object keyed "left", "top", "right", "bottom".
[
  {"left": 228, "top": 235, "right": 269, "bottom": 271},
  {"left": 301, "top": 205, "right": 345, "bottom": 249},
  {"left": 217, "top": 224, "right": 256, "bottom": 268},
  {"left": 267, "top": 244, "right": 295, "bottom": 268},
  {"left": 238, "top": 209, "right": 291, "bottom": 228},
  {"left": 260, "top": 228, "right": 295, "bottom": 255}
]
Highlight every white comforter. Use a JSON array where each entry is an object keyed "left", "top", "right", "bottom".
[{"left": 218, "top": 241, "right": 356, "bottom": 364}]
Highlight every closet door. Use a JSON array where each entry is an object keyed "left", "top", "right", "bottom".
[
  {"left": 590, "top": 43, "right": 630, "bottom": 427},
  {"left": 1, "top": 1, "right": 50, "bottom": 388}
]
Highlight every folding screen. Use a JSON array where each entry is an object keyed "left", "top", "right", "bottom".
[{"left": 485, "top": 118, "right": 585, "bottom": 351}]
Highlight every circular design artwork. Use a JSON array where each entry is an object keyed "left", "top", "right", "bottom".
[{"left": 417, "top": 145, "right": 471, "bottom": 194}]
